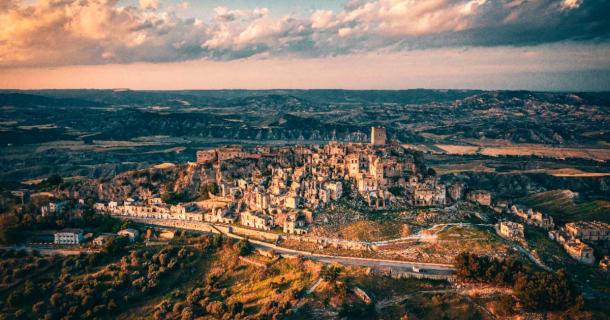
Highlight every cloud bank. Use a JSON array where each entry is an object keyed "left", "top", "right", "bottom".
[{"left": 1, "top": 0, "right": 609, "bottom": 67}]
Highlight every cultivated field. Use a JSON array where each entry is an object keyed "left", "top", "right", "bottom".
[{"left": 434, "top": 144, "right": 610, "bottom": 161}]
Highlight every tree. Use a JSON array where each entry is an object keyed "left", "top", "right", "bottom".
[
  {"left": 107, "top": 299, "right": 118, "bottom": 312},
  {"left": 237, "top": 239, "right": 253, "bottom": 256},
  {"left": 181, "top": 307, "right": 194, "bottom": 320},
  {"left": 199, "top": 183, "right": 220, "bottom": 200},
  {"left": 104, "top": 236, "right": 129, "bottom": 256},
  {"left": 320, "top": 265, "right": 342, "bottom": 285},
  {"left": 7, "top": 291, "right": 23, "bottom": 308},
  {"left": 44, "top": 174, "right": 63, "bottom": 186},
  {"left": 230, "top": 301, "right": 244, "bottom": 315},
  {"left": 32, "top": 301, "right": 46, "bottom": 315},
  {"left": 0, "top": 214, "right": 23, "bottom": 244},
  {"left": 49, "top": 292, "right": 63, "bottom": 308},
  {"left": 206, "top": 301, "right": 227, "bottom": 316}
]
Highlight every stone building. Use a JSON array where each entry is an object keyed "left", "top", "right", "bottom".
[
  {"left": 549, "top": 229, "right": 595, "bottom": 265},
  {"left": 498, "top": 221, "right": 524, "bottom": 239},
  {"left": 467, "top": 190, "right": 492, "bottom": 206},
  {"left": 204, "top": 208, "right": 237, "bottom": 224},
  {"left": 240, "top": 211, "right": 274, "bottom": 231},
  {"left": 447, "top": 183, "right": 463, "bottom": 202},
  {"left": 510, "top": 205, "right": 555, "bottom": 230},
  {"left": 196, "top": 149, "right": 217, "bottom": 163},
  {"left": 371, "top": 126, "right": 387, "bottom": 146},
  {"left": 565, "top": 221, "right": 610, "bottom": 242}
]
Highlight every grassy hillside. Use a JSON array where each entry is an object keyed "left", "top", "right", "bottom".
[{"left": 518, "top": 189, "right": 610, "bottom": 223}]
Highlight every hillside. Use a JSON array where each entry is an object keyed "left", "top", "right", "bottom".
[{"left": 518, "top": 189, "right": 610, "bottom": 223}]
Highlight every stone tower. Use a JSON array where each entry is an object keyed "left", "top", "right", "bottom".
[{"left": 371, "top": 126, "right": 387, "bottom": 146}]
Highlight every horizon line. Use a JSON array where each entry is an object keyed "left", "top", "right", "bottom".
[{"left": 2, "top": 88, "right": 610, "bottom": 94}]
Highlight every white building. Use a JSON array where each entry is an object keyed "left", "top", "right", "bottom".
[{"left": 54, "top": 228, "right": 84, "bottom": 245}]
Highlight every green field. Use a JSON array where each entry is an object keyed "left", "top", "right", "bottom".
[{"left": 519, "top": 189, "right": 610, "bottom": 223}]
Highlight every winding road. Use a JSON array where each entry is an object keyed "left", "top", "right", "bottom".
[{"left": 131, "top": 218, "right": 456, "bottom": 276}]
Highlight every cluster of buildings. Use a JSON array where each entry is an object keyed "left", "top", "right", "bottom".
[
  {"left": 198, "top": 127, "right": 476, "bottom": 210},
  {"left": 54, "top": 228, "right": 139, "bottom": 246},
  {"left": 94, "top": 197, "right": 201, "bottom": 221},
  {"left": 193, "top": 126, "right": 460, "bottom": 233},
  {"left": 549, "top": 221, "right": 610, "bottom": 265},
  {"left": 507, "top": 204, "right": 610, "bottom": 266},
  {"left": 93, "top": 127, "right": 493, "bottom": 236},
  {"left": 510, "top": 205, "right": 555, "bottom": 230}
]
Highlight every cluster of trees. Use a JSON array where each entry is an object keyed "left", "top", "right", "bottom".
[
  {"left": 152, "top": 238, "right": 300, "bottom": 320},
  {"left": 0, "top": 250, "right": 57, "bottom": 288},
  {"left": 153, "top": 286, "right": 246, "bottom": 320},
  {"left": 0, "top": 205, "right": 130, "bottom": 245},
  {"left": 455, "top": 252, "right": 583, "bottom": 312},
  {"left": 158, "top": 182, "right": 220, "bottom": 204},
  {"left": 198, "top": 183, "right": 220, "bottom": 200},
  {"left": 455, "top": 252, "right": 526, "bottom": 286},
  {"left": 1, "top": 241, "right": 204, "bottom": 319},
  {"left": 160, "top": 191, "right": 192, "bottom": 205}
]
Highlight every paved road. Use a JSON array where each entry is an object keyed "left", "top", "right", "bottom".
[
  {"left": 132, "top": 219, "right": 455, "bottom": 276},
  {"left": 300, "top": 253, "right": 454, "bottom": 275}
]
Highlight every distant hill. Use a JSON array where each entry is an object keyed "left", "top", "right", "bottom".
[{"left": 0, "top": 92, "right": 102, "bottom": 107}]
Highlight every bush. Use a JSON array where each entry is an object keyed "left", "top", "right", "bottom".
[
  {"left": 206, "top": 301, "right": 227, "bottom": 316},
  {"left": 237, "top": 239, "right": 253, "bottom": 256},
  {"left": 320, "top": 265, "right": 342, "bottom": 284}
]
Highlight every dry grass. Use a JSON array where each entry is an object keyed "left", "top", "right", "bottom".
[
  {"left": 436, "top": 145, "right": 480, "bottom": 154},
  {"left": 334, "top": 220, "right": 404, "bottom": 242},
  {"left": 547, "top": 168, "right": 610, "bottom": 177},
  {"left": 434, "top": 143, "right": 610, "bottom": 161},
  {"left": 213, "top": 247, "right": 317, "bottom": 312},
  {"left": 153, "top": 162, "right": 176, "bottom": 169}
]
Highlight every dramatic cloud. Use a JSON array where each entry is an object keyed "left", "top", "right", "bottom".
[{"left": 0, "top": 0, "right": 609, "bottom": 67}]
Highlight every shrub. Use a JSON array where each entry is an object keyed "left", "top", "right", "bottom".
[
  {"left": 237, "top": 239, "right": 253, "bottom": 256},
  {"left": 320, "top": 265, "right": 342, "bottom": 284}
]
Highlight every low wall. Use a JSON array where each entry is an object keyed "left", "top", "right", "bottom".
[
  {"left": 119, "top": 215, "right": 370, "bottom": 250},
  {"left": 284, "top": 234, "right": 372, "bottom": 251},
  {"left": 230, "top": 225, "right": 281, "bottom": 242},
  {"left": 373, "top": 269, "right": 455, "bottom": 281}
]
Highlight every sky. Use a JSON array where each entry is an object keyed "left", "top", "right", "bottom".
[{"left": 1, "top": 0, "right": 610, "bottom": 91}]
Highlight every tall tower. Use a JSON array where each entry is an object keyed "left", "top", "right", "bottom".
[{"left": 371, "top": 126, "right": 387, "bottom": 146}]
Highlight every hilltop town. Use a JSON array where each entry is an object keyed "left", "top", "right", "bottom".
[
  {"left": 92, "top": 127, "right": 481, "bottom": 237},
  {"left": 78, "top": 127, "right": 607, "bottom": 269},
  {"left": 1, "top": 91, "right": 610, "bottom": 319}
]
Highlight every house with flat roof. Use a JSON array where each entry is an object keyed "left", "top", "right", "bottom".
[{"left": 54, "top": 228, "right": 84, "bottom": 245}]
